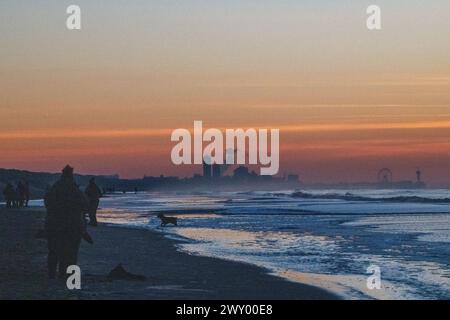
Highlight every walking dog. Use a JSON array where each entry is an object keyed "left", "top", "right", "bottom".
[{"left": 157, "top": 213, "right": 178, "bottom": 227}]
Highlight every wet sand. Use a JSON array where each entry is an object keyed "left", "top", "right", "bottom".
[{"left": 0, "top": 207, "right": 338, "bottom": 300}]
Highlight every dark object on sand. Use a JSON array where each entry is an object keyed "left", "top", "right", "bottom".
[
  {"left": 35, "top": 229, "right": 93, "bottom": 245},
  {"left": 108, "top": 264, "right": 146, "bottom": 281},
  {"left": 157, "top": 213, "right": 178, "bottom": 227}
]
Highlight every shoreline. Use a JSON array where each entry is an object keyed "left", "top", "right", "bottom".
[{"left": 0, "top": 207, "right": 339, "bottom": 300}]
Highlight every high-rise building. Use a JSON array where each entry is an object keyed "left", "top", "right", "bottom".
[
  {"left": 203, "top": 161, "right": 212, "bottom": 177},
  {"left": 212, "top": 164, "right": 221, "bottom": 178},
  {"left": 416, "top": 169, "right": 422, "bottom": 183}
]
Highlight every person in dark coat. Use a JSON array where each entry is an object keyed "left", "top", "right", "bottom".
[
  {"left": 44, "top": 165, "right": 89, "bottom": 279},
  {"left": 24, "top": 180, "right": 30, "bottom": 207},
  {"left": 16, "top": 181, "right": 26, "bottom": 208},
  {"left": 84, "top": 178, "right": 102, "bottom": 227},
  {"left": 3, "top": 183, "right": 15, "bottom": 208}
]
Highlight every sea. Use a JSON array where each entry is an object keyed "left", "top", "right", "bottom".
[{"left": 37, "top": 188, "right": 450, "bottom": 299}]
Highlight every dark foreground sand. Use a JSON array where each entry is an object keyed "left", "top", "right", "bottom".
[{"left": 0, "top": 207, "right": 338, "bottom": 300}]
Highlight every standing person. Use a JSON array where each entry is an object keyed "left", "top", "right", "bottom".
[
  {"left": 85, "top": 178, "right": 102, "bottom": 227},
  {"left": 44, "top": 165, "right": 89, "bottom": 279},
  {"left": 3, "top": 183, "right": 15, "bottom": 208},
  {"left": 17, "top": 181, "right": 26, "bottom": 208},
  {"left": 24, "top": 180, "right": 30, "bottom": 207},
  {"left": 13, "top": 183, "right": 20, "bottom": 208}
]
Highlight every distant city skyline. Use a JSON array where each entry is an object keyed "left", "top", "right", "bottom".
[{"left": 1, "top": 1, "right": 450, "bottom": 185}]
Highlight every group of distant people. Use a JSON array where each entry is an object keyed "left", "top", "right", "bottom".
[
  {"left": 43, "top": 166, "right": 103, "bottom": 279},
  {"left": 2, "top": 180, "right": 30, "bottom": 208}
]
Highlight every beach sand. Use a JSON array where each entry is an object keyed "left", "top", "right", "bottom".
[{"left": 0, "top": 207, "right": 338, "bottom": 300}]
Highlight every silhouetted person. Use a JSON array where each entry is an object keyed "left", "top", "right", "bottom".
[
  {"left": 16, "top": 181, "right": 26, "bottom": 208},
  {"left": 24, "top": 180, "right": 30, "bottom": 207},
  {"left": 3, "top": 183, "right": 15, "bottom": 208},
  {"left": 84, "top": 178, "right": 102, "bottom": 227},
  {"left": 44, "top": 165, "right": 89, "bottom": 279},
  {"left": 13, "top": 184, "right": 20, "bottom": 208}
]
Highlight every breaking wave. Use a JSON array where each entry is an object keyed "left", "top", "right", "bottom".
[{"left": 290, "top": 191, "right": 450, "bottom": 204}]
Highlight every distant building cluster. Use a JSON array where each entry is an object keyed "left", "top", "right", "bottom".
[
  {"left": 1, "top": 166, "right": 428, "bottom": 200},
  {"left": 202, "top": 162, "right": 222, "bottom": 179}
]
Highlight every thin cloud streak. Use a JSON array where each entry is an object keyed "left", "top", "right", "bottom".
[{"left": 2, "top": 120, "right": 450, "bottom": 140}]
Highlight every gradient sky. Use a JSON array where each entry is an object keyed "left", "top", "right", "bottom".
[{"left": 1, "top": 1, "right": 450, "bottom": 185}]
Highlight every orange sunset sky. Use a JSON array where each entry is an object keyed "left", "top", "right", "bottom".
[{"left": 1, "top": 1, "right": 450, "bottom": 185}]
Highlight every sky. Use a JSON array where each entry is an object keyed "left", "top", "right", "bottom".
[{"left": 1, "top": 1, "right": 450, "bottom": 185}]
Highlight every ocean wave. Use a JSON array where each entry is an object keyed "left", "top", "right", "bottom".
[{"left": 291, "top": 191, "right": 450, "bottom": 204}]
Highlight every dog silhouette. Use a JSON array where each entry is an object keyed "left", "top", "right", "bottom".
[{"left": 157, "top": 213, "right": 178, "bottom": 227}]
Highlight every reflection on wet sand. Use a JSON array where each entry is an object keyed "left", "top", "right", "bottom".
[{"left": 275, "top": 270, "right": 402, "bottom": 300}]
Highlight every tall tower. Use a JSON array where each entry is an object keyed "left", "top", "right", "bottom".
[
  {"left": 212, "top": 164, "right": 221, "bottom": 178},
  {"left": 416, "top": 168, "right": 421, "bottom": 183},
  {"left": 203, "top": 161, "right": 211, "bottom": 177}
]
